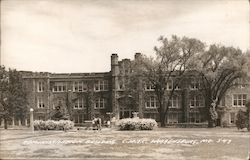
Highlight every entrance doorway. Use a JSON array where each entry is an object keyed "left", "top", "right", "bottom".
[
  {"left": 119, "top": 108, "right": 136, "bottom": 119},
  {"left": 118, "top": 95, "right": 137, "bottom": 119}
]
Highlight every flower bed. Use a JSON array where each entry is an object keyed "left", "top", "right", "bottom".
[
  {"left": 34, "top": 120, "right": 74, "bottom": 131},
  {"left": 117, "top": 118, "right": 157, "bottom": 130}
]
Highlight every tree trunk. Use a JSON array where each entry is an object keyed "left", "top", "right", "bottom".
[
  {"left": 205, "top": 94, "right": 214, "bottom": 128},
  {"left": 207, "top": 117, "right": 214, "bottom": 128},
  {"left": 157, "top": 98, "right": 166, "bottom": 127},
  {"left": 160, "top": 112, "right": 166, "bottom": 127},
  {"left": 4, "top": 117, "right": 8, "bottom": 129}
]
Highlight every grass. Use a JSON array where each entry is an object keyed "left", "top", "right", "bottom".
[{"left": 0, "top": 127, "right": 249, "bottom": 160}]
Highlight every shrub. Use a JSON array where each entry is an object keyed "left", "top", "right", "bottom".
[
  {"left": 45, "top": 120, "right": 58, "bottom": 130},
  {"left": 33, "top": 120, "right": 74, "bottom": 131},
  {"left": 117, "top": 118, "right": 157, "bottom": 130},
  {"left": 34, "top": 120, "right": 46, "bottom": 130},
  {"left": 57, "top": 120, "right": 74, "bottom": 130},
  {"left": 236, "top": 109, "right": 248, "bottom": 130}
]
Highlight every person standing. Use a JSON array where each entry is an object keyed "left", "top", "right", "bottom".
[{"left": 96, "top": 118, "right": 102, "bottom": 131}]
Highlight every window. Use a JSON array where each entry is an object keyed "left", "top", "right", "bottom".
[
  {"left": 37, "top": 97, "right": 45, "bottom": 108},
  {"left": 175, "top": 84, "right": 181, "bottom": 90},
  {"left": 145, "top": 96, "right": 159, "bottom": 108},
  {"left": 94, "top": 80, "right": 108, "bottom": 91},
  {"left": 74, "top": 114, "right": 84, "bottom": 124},
  {"left": 74, "top": 98, "right": 86, "bottom": 109},
  {"left": 168, "top": 113, "right": 179, "bottom": 124},
  {"left": 234, "top": 78, "right": 247, "bottom": 89},
  {"left": 38, "top": 116, "right": 45, "bottom": 121},
  {"left": 169, "top": 95, "right": 180, "bottom": 108},
  {"left": 190, "top": 79, "right": 200, "bottom": 90},
  {"left": 73, "top": 81, "right": 87, "bottom": 92},
  {"left": 189, "top": 112, "right": 201, "bottom": 123},
  {"left": 52, "top": 103, "right": 55, "bottom": 110},
  {"left": 118, "top": 81, "right": 125, "bottom": 90},
  {"left": 230, "top": 113, "right": 235, "bottom": 124},
  {"left": 220, "top": 96, "right": 226, "bottom": 106},
  {"left": 145, "top": 83, "right": 154, "bottom": 91},
  {"left": 37, "top": 81, "right": 45, "bottom": 92},
  {"left": 95, "top": 98, "right": 107, "bottom": 109},
  {"left": 190, "top": 95, "right": 204, "bottom": 108},
  {"left": 143, "top": 113, "right": 158, "bottom": 120},
  {"left": 53, "top": 82, "right": 67, "bottom": 92},
  {"left": 233, "top": 94, "right": 247, "bottom": 107},
  {"left": 167, "top": 80, "right": 173, "bottom": 90}
]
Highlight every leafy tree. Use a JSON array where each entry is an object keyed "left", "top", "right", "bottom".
[
  {"left": 133, "top": 35, "right": 205, "bottom": 127},
  {"left": 0, "top": 66, "right": 28, "bottom": 129},
  {"left": 194, "top": 45, "right": 248, "bottom": 127},
  {"left": 246, "top": 101, "right": 250, "bottom": 131},
  {"left": 0, "top": 66, "right": 10, "bottom": 129}
]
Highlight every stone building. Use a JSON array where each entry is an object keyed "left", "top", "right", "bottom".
[{"left": 2, "top": 53, "right": 249, "bottom": 127}]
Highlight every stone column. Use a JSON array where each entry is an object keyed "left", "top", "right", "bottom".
[
  {"left": 111, "top": 54, "right": 119, "bottom": 119},
  {"left": 18, "top": 119, "right": 21, "bottom": 126},
  {"left": 12, "top": 117, "right": 15, "bottom": 127},
  {"left": 30, "top": 108, "right": 34, "bottom": 132}
]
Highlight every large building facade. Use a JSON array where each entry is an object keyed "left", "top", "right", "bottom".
[{"left": 3, "top": 53, "right": 249, "bottom": 127}]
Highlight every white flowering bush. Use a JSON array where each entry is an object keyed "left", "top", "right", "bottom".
[
  {"left": 33, "top": 120, "right": 74, "bottom": 130},
  {"left": 45, "top": 120, "right": 57, "bottom": 130},
  {"left": 57, "top": 120, "right": 74, "bottom": 130},
  {"left": 34, "top": 120, "right": 46, "bottom": 130},
  {"left": 118, "top": 118, "right": 157, "bottom": 130}
]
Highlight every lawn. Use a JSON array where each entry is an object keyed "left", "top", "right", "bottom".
[{"left": 0, "top": 127, "right": 249, "bottom": 160}]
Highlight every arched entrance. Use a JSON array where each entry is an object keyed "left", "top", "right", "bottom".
[{"left": 118, "top": 95, "right": 137, "bottom": 119}]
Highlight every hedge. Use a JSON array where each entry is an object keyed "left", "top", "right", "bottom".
[
  {"left": 117, "top": 118, "right": 157, "bottom": 130},
  {"left": 34, "top": 120, "right": 74, "bottom": 131}
]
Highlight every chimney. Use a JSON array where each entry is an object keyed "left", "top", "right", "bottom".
[
  {"left": 134, "top": 52, "right": 142, "bottom": 60},
  {"left": 111, "top": 53, "right": 119, "bottom": 76}
]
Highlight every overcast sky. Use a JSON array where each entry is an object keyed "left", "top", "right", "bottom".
[{"left": 1, "top": 0, "right": 249, "bottom": 73}]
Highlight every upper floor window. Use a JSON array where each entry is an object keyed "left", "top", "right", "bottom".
[
  {"left": 167, "top": 80, "right": 173, "bottom": 90},
  {"left": 118, "top": 82, "right": 125, "bottom": 90},
  {"left": 53, "top": 82, "right": 67, "bottom": 92},
  {"left": 234, "top": 78, "right": 247, "bottom": 89},
  {"left": 94, "top": 80, "right": 108, "bottom": 91},
  {"left": 169, "top": 95, "right": 181, "bottom": 108},
  {"left": 145, "top": 83, "right": 154, "bottom": 91},
  {"left": 74, "top": 98, "right": 86, "bottom": 109},
  {"left": 190, "top": 79, "right": 201, "bottom": 90},
  {"left": 73, "top": 81, "right": 87, "bottom": 92},
  {"left": 145, "top": 96, "right": 159, "bottom": 108},
  {"left": 37, "top": 97, "right": 45, "bottom": 108},
  {"left": 94, "top": 98, "right": 107, "bottom": 109},
  {"left": 37, "top": 81, "right": 45, "bottom": 92},
  {"left": 233, "top": 94, "right": 247, "bottom": 107},
  {"left": 190, "top": 95, "right": 204, "bottom": 108},
  {"left": 174, "top": 79, "right": 181, "bottom": 90}
]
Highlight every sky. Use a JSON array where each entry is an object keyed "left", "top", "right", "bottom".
[{"left": 1, "top": 0, "right": 249, "bottom": 73}]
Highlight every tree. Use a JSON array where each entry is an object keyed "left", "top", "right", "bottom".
[
  {"left": 0, "top": 66, "right": 28, "bottom": 129},
  {"left": 133, "top": 35, "right": 205, "bottom": 127},
  {"left": 0, "top": 66, "right": 10, "bottom": 129},
  {"left": 194, "top": 45, "right": 248, "bottom": 127},
  {"left": 246, "top": 101, "right": 250, "bottom": 131}
]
